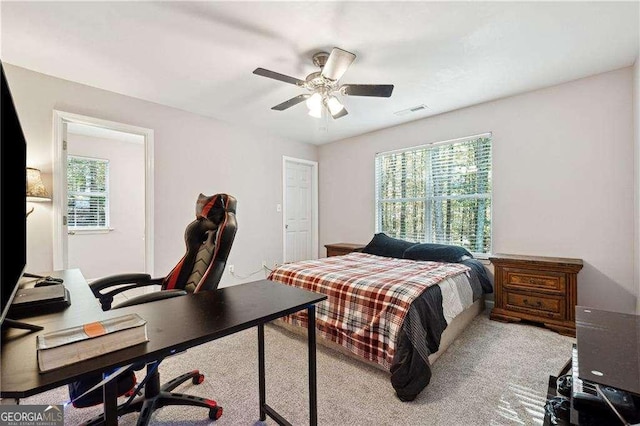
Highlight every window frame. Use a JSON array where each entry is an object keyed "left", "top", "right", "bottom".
[
  {"left": 374, "top": 132, "right": 492, "bottom": 257},
  {"left": 66, "top": 155, "right": 111, "bottom": 232}
]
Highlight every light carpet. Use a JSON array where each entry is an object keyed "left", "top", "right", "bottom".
[{"left": 22, "top": 309, "right": 573, "bottom": 425}]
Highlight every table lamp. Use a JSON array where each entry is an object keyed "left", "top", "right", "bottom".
[{"left": 26, "top": 167, "right": 51, "bottom": 216}]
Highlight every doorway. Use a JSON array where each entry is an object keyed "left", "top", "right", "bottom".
[
  {"left": 282, "top": 156, "right": 318, "bottom": 263},
  {"left": 52, "top": 111, "right": 154, "bottom": 279}
]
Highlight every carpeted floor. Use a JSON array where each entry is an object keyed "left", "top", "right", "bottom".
[{"left": 22, "top": 309, "right": 573, "bottom": 425}]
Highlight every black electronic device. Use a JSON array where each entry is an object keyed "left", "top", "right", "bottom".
[
  {"left": 27, "top": 272, "right": 65, "bottom": 287},
  {"left": 8, "top": 284, "right": 71, "bottom": 318},
  {"left": 557, "top": 374, "right": 572, "bottom": 397},
  {"left": 572, "top": 344, "right": 637, "bottom": 419},
  {"left": 0, "top": 60, "right": 36, "bottom": 331},
  {"left": 24, "top": 272, "right": 64, "bottom": 284},
  {"left": 34, "top": 278, "right": 65, "bottom": 287}
]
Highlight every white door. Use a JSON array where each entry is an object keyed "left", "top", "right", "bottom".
[{"left": 283, "top": 158, "right": 318, "bottom": 263}]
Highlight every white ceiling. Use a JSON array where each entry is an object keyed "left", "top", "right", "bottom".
[{"left": 1, "top": 2, "right": 638, "bottom": 145}]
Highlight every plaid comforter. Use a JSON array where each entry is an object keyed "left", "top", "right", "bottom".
[{"left": 268, "top": 252, "right": 470, "bottom": 370}]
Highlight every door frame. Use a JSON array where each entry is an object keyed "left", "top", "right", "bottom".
[
  {"left": 282, "top": 156, "right": 319, "bottom": 263},
  {"left": 52, "top": 110, "right": 155, "bottom": 275}
]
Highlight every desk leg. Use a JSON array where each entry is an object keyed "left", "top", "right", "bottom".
[
  {"left": 102, "top": 373, "right": 118, "bottom": 426},
  {"left": 308, "top": 306, "right": 317, "bottom": 426},
  {"left": 258, "top": 323, "right": 266, "bottom": 422}
]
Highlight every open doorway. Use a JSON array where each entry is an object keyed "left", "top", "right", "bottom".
[{"left": 52, "top": 111, "right": 154, "bottom": 280}]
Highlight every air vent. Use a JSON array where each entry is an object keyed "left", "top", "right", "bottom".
[{"left": 394, "top": 104, "right": 429, "bottom": 116}]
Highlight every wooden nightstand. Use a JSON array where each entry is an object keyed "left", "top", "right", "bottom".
[
  {"left": 489, "top": 253, "right": 583, "bottom": 337},
  {"left": 324, "top": 243, "right": 365, "bottom": 257}
]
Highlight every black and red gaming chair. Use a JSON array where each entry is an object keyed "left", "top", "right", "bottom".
[{"left": 74, "top": 193, "right": 237, "bottom": 425}]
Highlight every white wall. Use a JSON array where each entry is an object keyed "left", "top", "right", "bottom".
[
  {"left": 319, "top": 67, "right": 636, "bottom": 314},
  {"left": 66, "top": 133, "right": 145, "bottom": 280},
  {"left": 5, "top": 64, "right": 317, "bottom": 286}
]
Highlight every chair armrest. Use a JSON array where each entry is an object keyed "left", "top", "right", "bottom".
[
  {"left": 90, "top": 273, "right": 164, "bottom": 310},
  {"left": 90, "top": 273, "right": 153, "bottom": 293},
  {"left": 112, "top": 290, "right": 187, "bottom": 309}
]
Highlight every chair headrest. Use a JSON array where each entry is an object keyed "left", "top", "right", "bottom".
[{"left": 195, "top": 193, "right": 236, "bottom": 223}]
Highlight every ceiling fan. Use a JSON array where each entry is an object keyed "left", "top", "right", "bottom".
[{"left": 253, "top": 47, "right": 394, "bottom": 119}]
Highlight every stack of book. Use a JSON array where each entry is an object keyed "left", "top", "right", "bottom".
[{"left": 36, "top": 313, "right": 148, "bottom": 372}]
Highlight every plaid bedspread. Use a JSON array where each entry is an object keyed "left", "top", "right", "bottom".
[{"left": 268, "top": 252, "right": 470, "bottom": 370}]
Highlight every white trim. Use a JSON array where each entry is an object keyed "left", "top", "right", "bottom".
[
  {"left": 52, "top": 117, "right": 67, "bottom": 270},
  {"left": 282, "top": 156, "right": 319, "bottom": 263},
  {"left": 52, "top": 110, "right": 155, "bottom": 276},
  {"left": 68, "top": 228, "right": 115, "bottom": 235},
  {"left": 375, "top": 132, "right": 492, "bottom": 157}
]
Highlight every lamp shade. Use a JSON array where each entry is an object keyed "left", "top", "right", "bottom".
[
  {"left": 26, "top": 167, "right": 51, "bottom": 201},
  {"left": 326, "top": 96, "right": 345, "bottom": 115},
  {"left": 305, "top": 93, "right": 322, "bottom": 112}
]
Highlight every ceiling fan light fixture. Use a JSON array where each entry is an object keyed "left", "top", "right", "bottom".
[
  {"left": 308, "top": 107, "right": 322, "bottom": 119},
  {"left": 326, "top": 96, "right": 344, "bottom": 115},
  {"left": 254, "top": 47, "right": 393, "bottom": 120},
  {"left": 306, "top": 93, "right": 322, "bottom": 111}
]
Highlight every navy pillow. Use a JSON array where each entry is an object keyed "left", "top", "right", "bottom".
[
  {"left": 362, "top": 233, "right": 417, "bottom": 259},
  {"left": 403, "top": 243, "right": 472, "bottom": 263}
]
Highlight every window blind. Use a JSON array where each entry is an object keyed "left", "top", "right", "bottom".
[
  {"left": 67, "top": 156, "right": 109, "bottom": 229},
  {"left": 375, "top": 134, "right": 492, "bottom": 254}
]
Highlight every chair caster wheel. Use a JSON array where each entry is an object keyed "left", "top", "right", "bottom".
[
  {"left": 209, "top": 406, "right": 223, "bottom": 420},
  {"left": 192, "top": 373, "right": 205, "bottom": 385}
]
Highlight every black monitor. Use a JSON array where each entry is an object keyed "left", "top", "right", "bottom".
[{"left": 0, "top": 60, "right": 29, "bottom": 328}]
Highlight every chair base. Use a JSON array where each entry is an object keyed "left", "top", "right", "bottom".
[{"left": 80, "top": 364, "right": 222, "bottom": 426}]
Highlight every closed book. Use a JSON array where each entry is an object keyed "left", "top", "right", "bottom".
[{"left": 36, "top": 313, "right": 148, "bottom": 372}]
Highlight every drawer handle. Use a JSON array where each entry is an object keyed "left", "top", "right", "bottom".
[
  {"left": 523, "top": 299, "right": 542, "bottom": 308},
  {"left": 527, "top": 278, "right": 541, "bottom": 284}
]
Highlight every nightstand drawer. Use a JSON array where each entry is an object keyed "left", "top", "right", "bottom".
[
  {"left": 503, "top": 268, "right": 565, "bottom": 294},
  {"left": 327, "top": 247, "right": 354, "bottom": 257},
  {"left": 505, "top": 291, "right": 565, "bottom": 319}
]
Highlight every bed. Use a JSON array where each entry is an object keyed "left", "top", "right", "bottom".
[{"left": 267, "top": 243, "right": 493, "bottom": 401}]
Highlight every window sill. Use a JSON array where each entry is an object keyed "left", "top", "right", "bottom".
[
  {"left": 470, "top": 253, "right": 491, "bottom": 266},
  {"left": 68, "top": 228, "right": 114, "bottom": 235}
]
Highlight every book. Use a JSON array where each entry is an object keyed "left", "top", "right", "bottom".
[{"left": 36, "top": 313, "right": 148, "bottom": 372}]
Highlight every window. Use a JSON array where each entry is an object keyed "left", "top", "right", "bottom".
[
  {"left": 67, "top": 156, "right": 109, "bottom": 230},
  {"left": 375, "top": 134, "right": 492, "bottom": 255}
]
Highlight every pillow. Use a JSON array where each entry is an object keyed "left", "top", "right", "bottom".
[
  {"left": 361, "top": 233, "right": 417, "bottom": 259},
  {"left": 403, "top": 243, "right": 472, "bottom": 263}
]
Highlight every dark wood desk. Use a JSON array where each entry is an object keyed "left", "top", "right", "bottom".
[{"left": 1, "top": 270, "right": 327, "bottom": 425}]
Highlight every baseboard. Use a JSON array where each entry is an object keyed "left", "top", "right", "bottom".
[{"left": 484, "top": 299, "right": 494, "bottom": 310}]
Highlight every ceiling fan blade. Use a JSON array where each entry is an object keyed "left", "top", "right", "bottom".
[
  {"left": 331, "top": 106, "right": 349, "bottom": 119},
  {"left": 271, "top": 94, "right": 310, "bottom": 111},
  {"left": 321, "top": 48, "right": 356, "bottom": 81},
  {"left": 253, "top": 68, "right": 305, "bottom": 86},
  {"left": 342, "top": 84, "right": 394, "bottom": 97}
]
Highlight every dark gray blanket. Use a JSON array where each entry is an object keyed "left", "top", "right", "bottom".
[{"left": 390, "top": 259, "right": 492, "bottom": 401}]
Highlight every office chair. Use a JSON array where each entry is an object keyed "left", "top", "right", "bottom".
[{"left": 73, "top": 193, "right": 237, "bottom": 425}]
